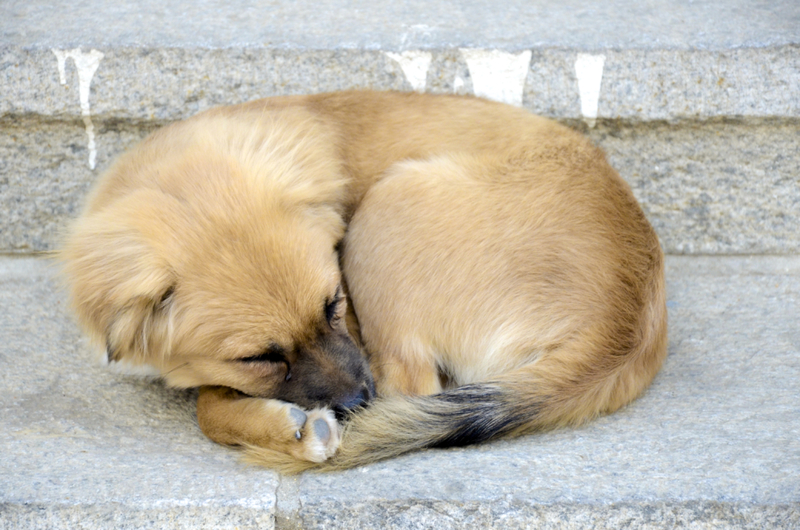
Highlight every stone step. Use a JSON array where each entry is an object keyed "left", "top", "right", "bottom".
[
  {"left": 1, "top": 1, "right": 799, "bottom": 254},
  {"left": 1, "top": 255, "right": 799, "bottom": 528}
]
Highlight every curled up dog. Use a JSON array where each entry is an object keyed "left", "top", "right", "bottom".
[{"left": 61, "top": 91, "right": 667, "bottom": 473}]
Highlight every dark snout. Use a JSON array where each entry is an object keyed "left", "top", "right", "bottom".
[
  {"left": 332, "top": 382, "right": 375, "bottom": 420},
  {"left": 274, "top": 328, "right": 375, "bottom": 420}
]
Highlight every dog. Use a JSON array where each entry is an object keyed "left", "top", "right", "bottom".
[{"left": 61, "top": 91, "right": 667, "bottom": 473}]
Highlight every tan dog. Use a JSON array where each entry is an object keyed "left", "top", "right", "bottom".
[{"left": 61, "top": 91, "right": 667, "bottom": 472}]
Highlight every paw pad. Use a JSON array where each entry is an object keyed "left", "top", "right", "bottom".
[
  {"left": 289, "top": 407, "right": 307, "bottom": 440},
  {"left": 313, "top": 418, "right": 331, "bottom": 444}
]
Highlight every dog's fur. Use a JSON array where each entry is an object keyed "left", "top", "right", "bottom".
[{"left": 61, "top": 91, "right": 667, "bottom": 472}]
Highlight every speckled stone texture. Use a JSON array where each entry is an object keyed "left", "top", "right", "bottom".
[
  {"left": 4, "top": 0, "right": 799, "bottom": 50},
  {"left": 1, "top": 256, "right": 798, "bottom": 528},
  {"left": 2, "top": 117, "right": 798, "bottom": 254},
  {"left": 586, "top": 119, "right": 800, "bottom": 254},
  {"left": 0, "top": 117, "right": 160, "bottom": 252},
  {"left": 0, "top": 258, "right": 279, "bottom": 529},
  {"left": 4, "top": 46, "right": 798, "bottom": 121},
  {"left": 2, "top": 1, "right": 799, "bottom": 527}
]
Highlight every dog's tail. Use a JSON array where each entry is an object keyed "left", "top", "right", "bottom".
[
  {"left": 321, "top": 380, "right": 559, "bottom": 468},
  {"left": 242, "top": 381, "right": 551, "bottom": 474},
  {"left": 245, "top": 330, "right": 666, "bottom": 473},
  {"left": 245, "top": 253, "right": 667, "bottom": 474}
]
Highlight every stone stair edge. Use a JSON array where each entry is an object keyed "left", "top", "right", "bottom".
[
  {"left": 4, "top": 0, "right": 800, "bottom": 50},
  {"left": 3, "top": 500, "right": 798, "bottom": 530}
]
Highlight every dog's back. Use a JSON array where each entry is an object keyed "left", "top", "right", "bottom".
[{"left": 245, "top": 92, "right": 667, "bottom": 470}]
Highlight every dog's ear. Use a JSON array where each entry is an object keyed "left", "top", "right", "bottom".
[{"left": 60, "top": 190, "right": 178, "bottom": 365}]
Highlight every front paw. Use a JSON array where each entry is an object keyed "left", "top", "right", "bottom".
[{"left": 283, "top": 404, "right": 340, "bottom": 463}]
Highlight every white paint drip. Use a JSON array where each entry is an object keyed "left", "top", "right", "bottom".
[
  {"left": 386, "top": 51, "right": 432, "bottom": 92},
  {"left": 460, "top": 49, "right": 532, "bottom": 106},
  {"left": 574, "top": 53, "right": 606, "bottom": 128},
  {"left": 52, "top": 48, "right": 105, "bottom": 169}
]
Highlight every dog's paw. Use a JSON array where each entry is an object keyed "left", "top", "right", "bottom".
[{"left": 282, "top": 404, "right": 340, "bottom": 463}]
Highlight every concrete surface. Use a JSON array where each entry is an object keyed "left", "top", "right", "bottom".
[
  {"left": 1, "top": 255, "right": 799, "bottom": 528},
  {"left": 5, "top": 0, "right": 799, "bottom": 50}
]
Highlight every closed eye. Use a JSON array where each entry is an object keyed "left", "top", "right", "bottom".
[
  {"left": 239, "top": 345, "right": 286, "bottom": 364},
  {"left": 325, "top": 286, "right": 343, "bottom": 324}
]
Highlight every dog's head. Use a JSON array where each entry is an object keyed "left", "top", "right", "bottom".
[{"left": 61, "top": 109, "right": 374, "bottom": 415}]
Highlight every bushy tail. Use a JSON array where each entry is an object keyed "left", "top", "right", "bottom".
[
  {"left": 242, "top": 376, "right": 577, "bottom": 474},
  {"left": 244, "top": 254, "right": 667, "bottom": 474},
  {"left": 324, "top": 382, "right": 548, "bottom": 468}
]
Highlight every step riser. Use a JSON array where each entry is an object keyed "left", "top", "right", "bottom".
[
  {"left": 5, "top": 44, "right": 799, "bottom": 254},
  {"left": 5, "top": 47, "right": 799, "bottom": 121},
  {"left": 3, "top": 117, "right": 798, "bottom": 254}
]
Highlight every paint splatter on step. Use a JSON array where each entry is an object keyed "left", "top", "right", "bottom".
[
  {"left": 386, "top": 51, "right": 432, "bottom": 92},
  {"left": 574, "top": 53, "right": 606, "bottom": 128},
  {"left": 461, "top": 49, "right": 531, "bottom": 107},
  {"left": 52, "top": 48, "right": 104, "bottom": 169}
]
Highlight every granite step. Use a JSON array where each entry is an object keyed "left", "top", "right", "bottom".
[
  {"left": 1, "top": 255, "right": 798, "bottom": 529},
  {"left": 1, "top": 1, "right": 799, "bottom": 527}
]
